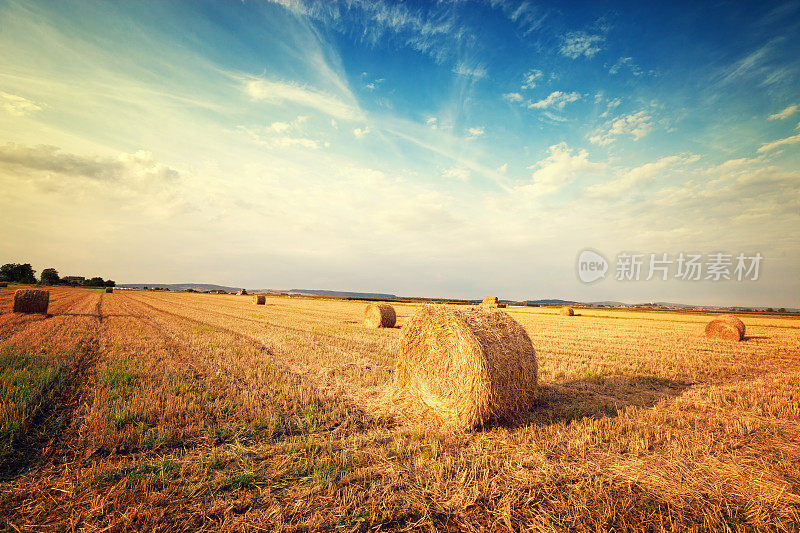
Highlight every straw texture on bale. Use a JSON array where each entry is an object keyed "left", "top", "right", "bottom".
[
  {"left": 718, "top": 314, "right": 745, "bottom": 337},
  {"left": 480, "top": 296, "right": 506, "bottom": 308},
  {"left": 253, "top": 294, "right": 266, "bottom": 305},
  {"left": 389, "top": 305, "right": 537, "bottom": 430},
  {"left": 237, "top": 289, "right": 247, "bottom": 295},
  {"left": 705, "top": 316, "right": 745, "bottom": 341},
  {"left": 364, "top": 303, "right": 396, "bottom": 328},
  {"left": 105, "top": 287, "right": 113, "bottom": 293},
  {"left": 13, "top": 289, "right": 50, "bottom": 314},
  {"left": 560, "top": 306, "right": 574, "bottom": 316}
]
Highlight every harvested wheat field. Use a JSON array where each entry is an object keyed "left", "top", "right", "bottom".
[{"left": 1, "top": 286, "right": 800, "bottom": 531}]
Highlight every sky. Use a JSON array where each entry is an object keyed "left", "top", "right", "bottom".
[{"left": 0, "top": 0, "right": 798, "bottom": 307}]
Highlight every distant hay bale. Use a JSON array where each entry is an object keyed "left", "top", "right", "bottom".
[
  {"left": 388, "top": 305, "right": 537, "bottom": 430},
  {"left": 480, "top": 296, "right": 505, "bottom": 308},
  {"left": 705, "top": 315, "right": 745, "bottom": 341},
  {"left": 237, "top": 289, "right": 247, "bottom": 295},
  {"left": 560, "top": 306, "right": 574, "bottom": 316},
  {"left": 105, "top": 287, "right": 113, "bottom": 293},
  {"left": 13, "top": 289, "right": 50, "bottom": 314},
  {"left": 253, "top": 294, "right": 266, "bottom": 305},
  {"left": 364, "top": 303, "right": 396, "bottom": 328}
]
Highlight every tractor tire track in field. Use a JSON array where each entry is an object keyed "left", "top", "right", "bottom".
[
  {"left": 0, "top": 293, "right": 102, "bottom": 480},
  {"left": 131, "top": 292, "right": 395, "bottom": 379},
  {"left": 114, "top": 295, "right": 317, "bottom": 410}
]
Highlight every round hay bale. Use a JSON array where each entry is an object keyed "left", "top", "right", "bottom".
[
  {"left": 105, "top": 287, "right": 113, "bottom": 293},
  {"left": 390, "top": 305, "right": 537, "bottom": 430},
  {"left": 705, "top": 318, "right": 744, "bottom": 341},
  {"left": 480, "top": 296, "right": 501, "bottom": 308},
  {"left": 237, "top": 289, "right": 248, "bottom": 296},
  {"left": 364, "top": 303, "right": 396, "bottom": 328},
  {"left": 253, "top": 294, "right": 266, "bottom": 305},
  {"left": 13, "top": 289, "right": 50, "bottom": 314},
  {"left": 560, "top": 306, "right": 574, "bottom": 316}
]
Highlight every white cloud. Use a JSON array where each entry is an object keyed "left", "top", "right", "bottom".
[
  {"left": 497, "top": 163, "right": 508, "bottom": 174},
  {"left": 353, "top": 126, "right": 371, "bottom": 138},
  {"left": 589, "top": 109, "right": 654, "bottom": 146},
  {"left": 426, "top": 116, "right": 438, "bottom": 129},
  {"left": 521, "top": 69, "right": 542, "bottom": 89},
  {"left": 466, "top": 126, "right": 485, "bottom": 140},
  {"left": 528, "top": 91, "right": 581, "bottom": 110},
  {"left": 757, "top": 133, "right": 800, "bottom": 153},
  {"left": 608, "top": 57, "right": 642, "bottom": 76},
  {"left": 0, "top": 91, "right": 43, "bottom": 116},
  {"left": 442, "top": 166, "right": 470, "bottom": 181},
  {"left": 520, "top": 142, "right": 605, "bottom": 197},
  {"left": 588, "top": 154, "right": 700, "bottom": 197},
  {"left": 503, "top": 92, "right": 524, "bottom": 103},
  {"left": 768, "top": 105, "right": 798, "bottom": 120},
  {"left": 244, "top": 77, "right": 360, "bottom": 121},
  {"left": 559, "top": 31, "right": 604, "bottom": 59},
  {"left": 452, "top": 61, "right": 487, "bottom": 80},
  {"left": 242, "top": 116, "right": 322, "bottom": 150}
]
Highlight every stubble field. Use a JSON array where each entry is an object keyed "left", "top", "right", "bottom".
[{"left": 1, "top": 286, "right": 799, "bottom": 531}]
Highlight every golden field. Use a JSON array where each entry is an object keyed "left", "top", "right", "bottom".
[{"left": 1, "top": 286, "right": 799, "bottom": 531}]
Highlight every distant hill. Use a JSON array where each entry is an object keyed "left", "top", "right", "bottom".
[
  {"left": 119, "top": 283, "right": 396, "bottom": 299},
  {"left": 119, "top": 283, "right": 242, "bottom": 292}
]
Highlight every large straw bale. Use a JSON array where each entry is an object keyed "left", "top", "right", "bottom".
[
  {"left": 560, "top": 306, "right": 574, "bottom": 316},
  {"left": 13, "top": 289, "right": 50, "bottom": 314},
  {"left": 388, "top": 305, "right": 537, "bottom": 430},
  {"left": 705, "top": 315, "right": 745, "bottom": 341},
  {"left": 253, "top": 294, "right": 266, "bottom": 305}
]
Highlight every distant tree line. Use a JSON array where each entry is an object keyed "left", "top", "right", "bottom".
[{"left": 0, "top": 263, "right": 115, "bottom": 287}]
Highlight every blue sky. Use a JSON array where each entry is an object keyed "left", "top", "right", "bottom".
[{"left": 0, "top": 0, "right": 798, "bottom": 306}]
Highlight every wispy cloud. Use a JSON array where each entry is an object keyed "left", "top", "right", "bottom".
[
  {"left": 589, "top": 109, "right": 654, "bottom": 146},
  {"left": 768, "top": 104, "right": 798, "bottom": 120},
  {"left": 757, "top": 133, "right": 800, "bottom": 153},
  {"left": 243, "top": 76, "right": 361, "bottom": 121},
  {"left": 442, "top": 166, "right": 470, "bottom": 181},
  {"left": 503, "top": 92, "right": 524, "bottom": 103},
  {"left": 0, "top": 91, "right": 43, "bottom": 116},
  {"left": 466, "top": 126, "right": 485, "bottom": 140},
  {"left": 453, "top": 61, "right": 488, "bottom": 80},
  {"left": 608, "top": 56, "right": 642, "bottom": 76},
  {"left": 528, "top": 91, "right": 581, "bottom": 110},
  {"left": 559, "top": 31, "right": 604, "bottom": 59},
  {"left": 588, "top": 154, "right": 700, "bottom": 197},
  {"left": 521, "top": 69, "right": 543, "bottom": 89}
]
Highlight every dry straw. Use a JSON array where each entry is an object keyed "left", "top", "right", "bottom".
[
  {"left": 13, "top": 289, "right": 50, "bottom": 314},
  {"left": 237, "top": 289, "right": 248, "bottom": 295},
  {"left": 560, "top": 306, "right": 574, "bottom": 316},
  {"left": 253, "top": 294, "right": 266, "bottom": 305},
  {"left": 364, "top": 303, "right": 396, "bottom": 328},
  {"left": 705, "top": 315, "right": 745, "bottom": 341},
  {"left": 386, "top": 305, "right": 537, "bottom": 430},
  {"left": 105, "top": 287, "right": 113, "bottom": 293},
  {"left": 480, "top": 296, "right": 506, "bottom": 308}
]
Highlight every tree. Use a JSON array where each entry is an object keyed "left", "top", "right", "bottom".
[
  {"left": 86, "top": 277, "right": 106, "bottom": 287},
  {"left": 0, "top": 263, "right": 37, "bottom": 284},
  {"left": 104, "top": 280, "right": 116, "bottom": 288},
  {"left": 40, "top": 268, "right": 60, "bottom": 285}
]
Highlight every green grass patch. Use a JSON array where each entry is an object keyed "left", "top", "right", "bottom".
[
  {"left": 0, "top": 348, "right": 66, "bottom": 451},
  {"left": 103, "top": 360, "right": 137, "bottom": 393}
]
